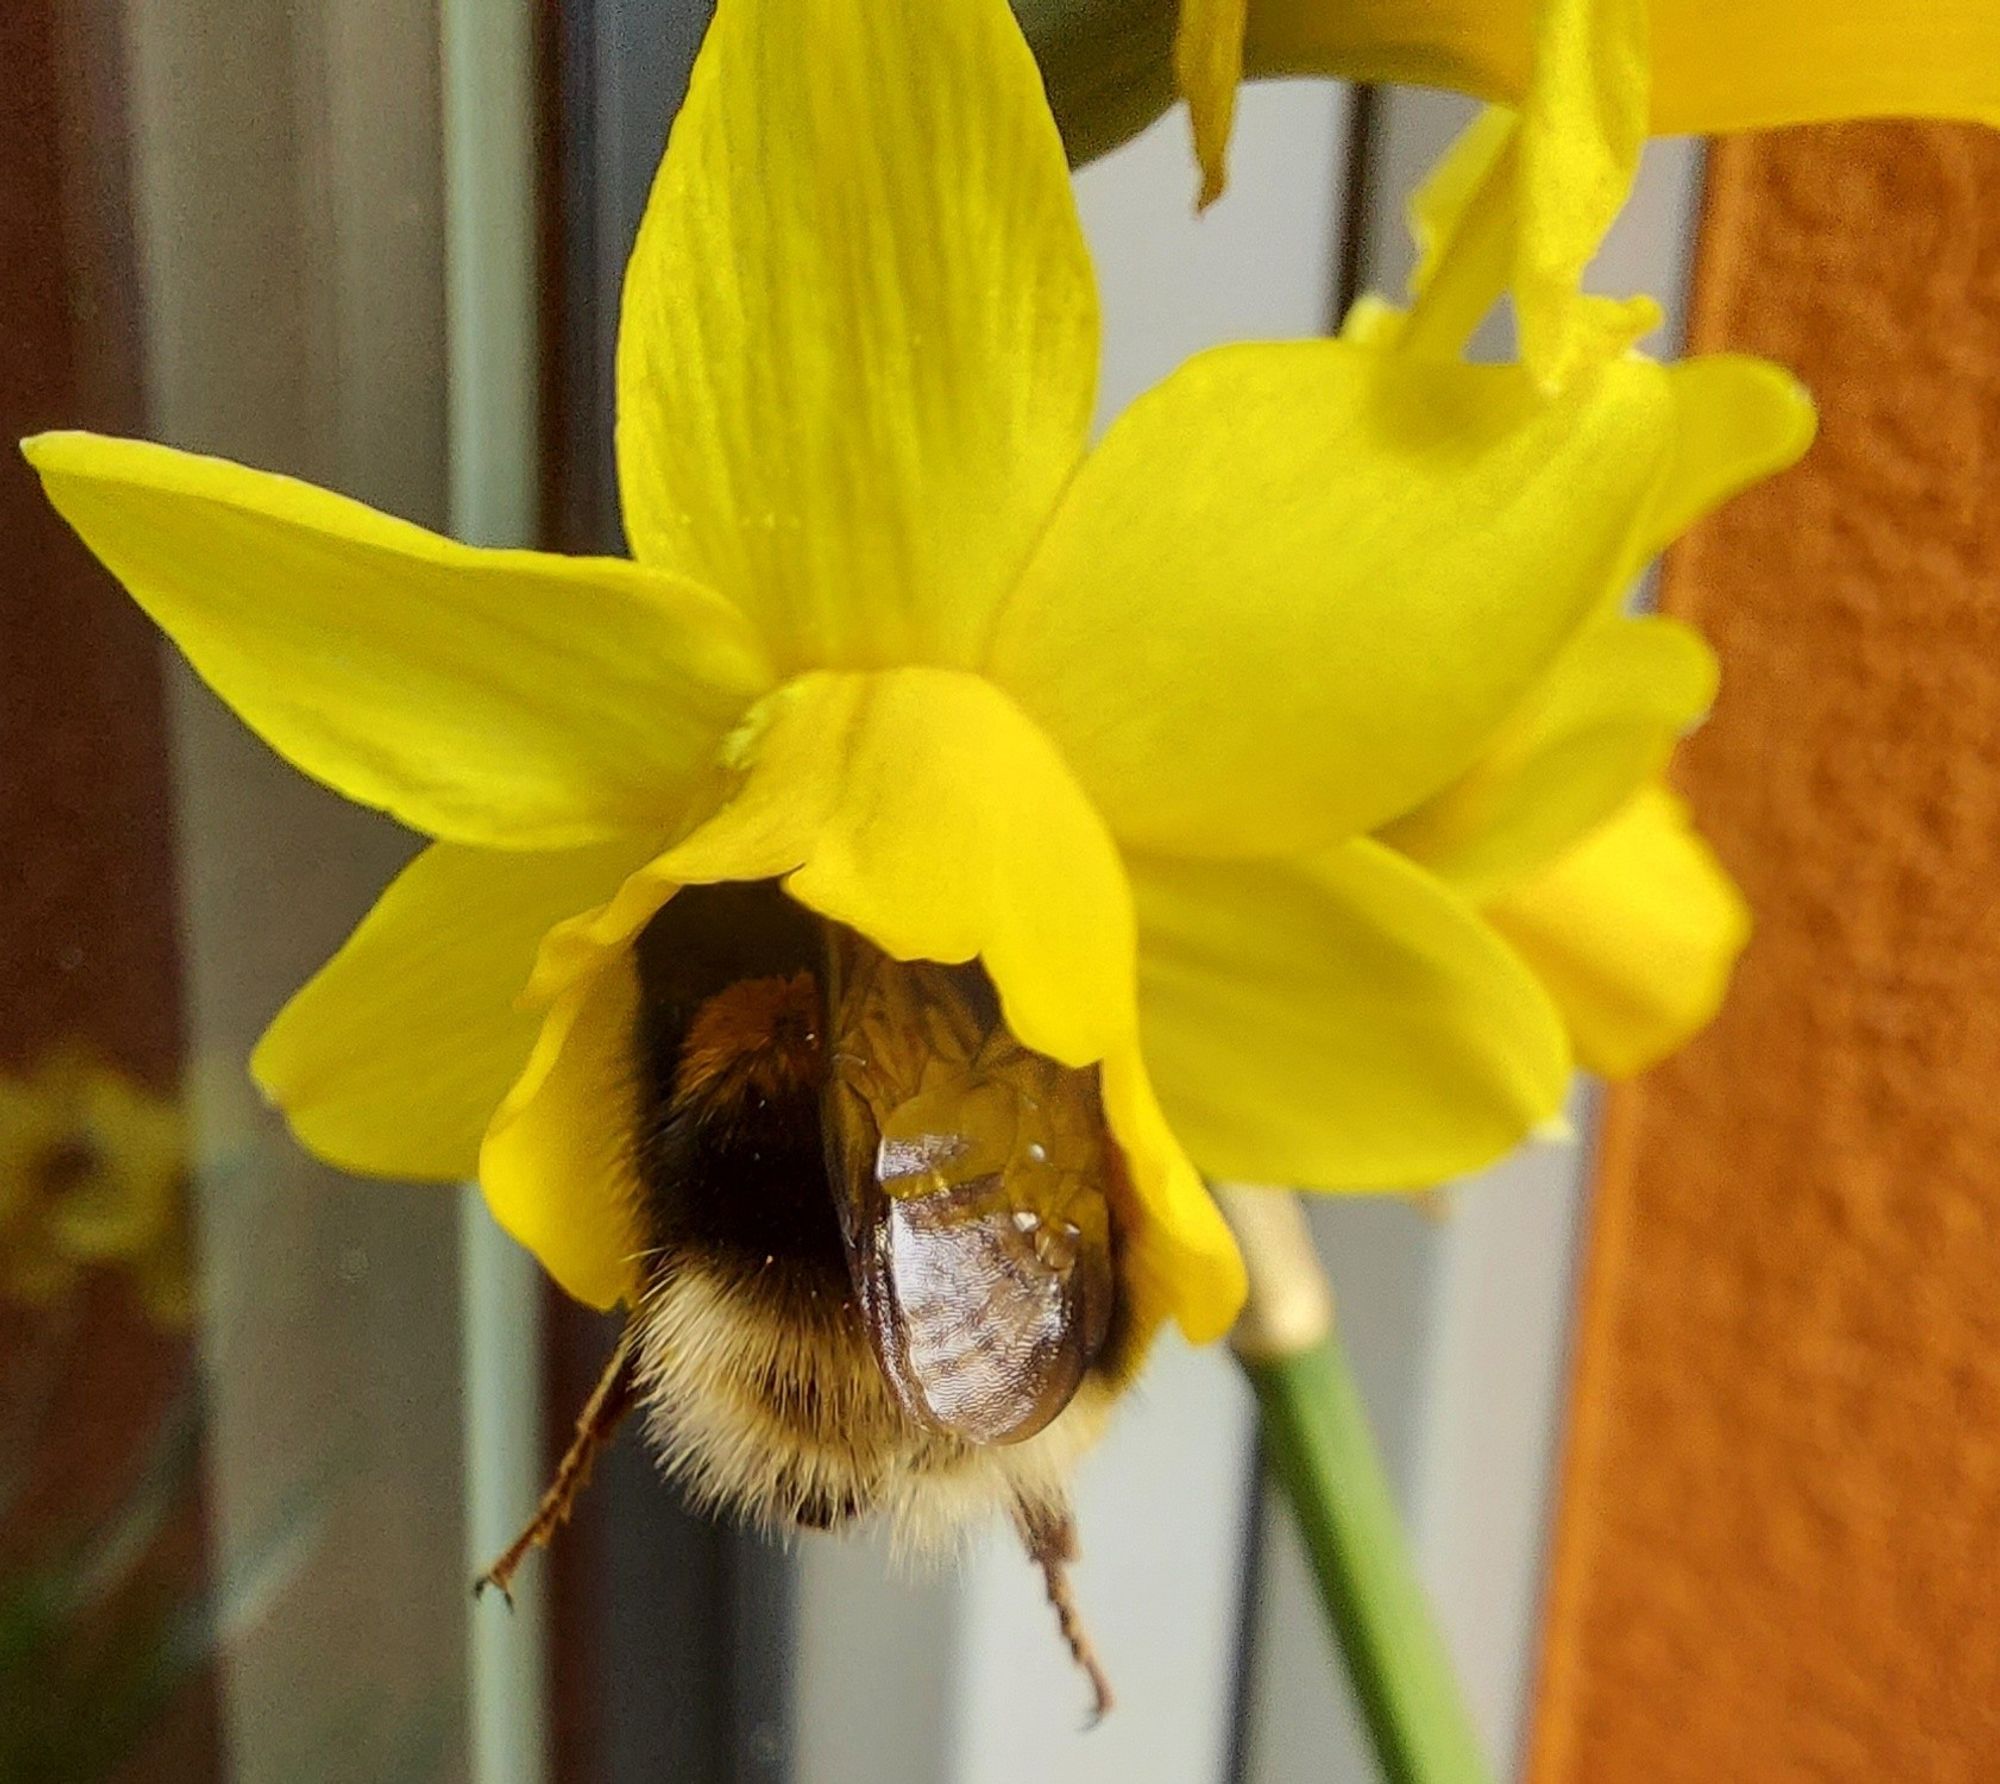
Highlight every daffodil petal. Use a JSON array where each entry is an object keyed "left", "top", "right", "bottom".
[
  {"left": 481, "top": 955, "right": 647, "bottom": 1310},
  {"left": 1513, "top": 0, "right": 1653, "bottom": 391},
  {"left": 1485, "top": 784, "right": 1749, "bottom": 1078},
  {"left": 1386, "top": 104, "right": 1520, "bottom": 358},
  {"left": 253, "top": 838, "right": 654, "bottom": 1182},
  {"left": 1177, "top": 0, "right": 1249, "bottom": 208},
  {"left": 1133, "top": 839, "right": 1569, "bottom": 1189},
  {"left": 1099, "top": 1045, "right": 1247, "bottom": 1344},
  {"left": 1408, "top": 104, "right": 1516, "bottom": 300},
  {"left": 1647, "top": 3, "right": 2000, "bottom": 135},
  {"left": 24, "top": 433, "right": 770, "bottom": 849},
  {"left": 518, "top": 668, "right": 1235, "bottom": 1338},
  {"left": 616, "top": 0, "right": 1097, "bottom": 670},
  {"left": 1239, "top": 0, "right": 2000, "bottom": 132},
  {"left": 988, "top": 340, "right": 1674, "bottom": 858},
  {"left": 1631, "top": 356, "right": 1817, "bottom": 575},
  {"left": 1238, "top": 0, "right": 1507, "bottom": 100},
  {"left": 1379, "top": 616, "right": 1716, "bottom": 899},
  {"left": 1353, "top": 100, "right": 1656, "bottom": 379}
]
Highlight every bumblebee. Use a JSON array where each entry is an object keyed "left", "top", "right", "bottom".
[{"left": 477, "top": 881, "right": 1143, "bottom": 1716}]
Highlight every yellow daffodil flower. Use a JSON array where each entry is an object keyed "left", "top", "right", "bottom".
[
  {"left": 1177, "top": 0, "right": 1998, "bottom": 386},
  {"left": 1382, "top": 612, "right": 1756, "bottom": 1078},
  {"left": 27, "top": 0, "right": 1686, "bottom": 1345},
  {"left": 1363, "top": 130, "right": 1817, "bottom": 1075},
  {"left": 0, "top": 1051, "right": 192, "bottom": 1325}
]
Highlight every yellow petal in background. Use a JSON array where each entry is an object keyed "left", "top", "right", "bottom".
[
  {"left": 1133, "top": 840, "right": 1569, "bottom": 1190},
  {"left": 616, "top": 0, "right": 1098, "bottom": 672},
  {"left": 24, "top": 433, "right": 771, "bottom": 850},
  {"left": 1238, "top": 0, "right": 2000, "bottom": 132},
  {"left": 989, "top": 339, "right": 1673, "bottom": 858},
  {"left": 0, "top": 1055, "right": 190, "bottom": 1321},
  {"left": 1380, "top": 615, "right": 1717, "bottom": 900},
  {"left": 481, "top": 955, "right": 648, "bottom": 1310},
  {"left": 45, "top": 1070, "right": 184, "bottom": 1262},
  {"left": 1241, "top": 0, "right": 1526, "bottom": 98},
  {"left": 253, "top": 838, "right": 658, "bottom": 1182},
  {"left": 1647, "top": 2, "right": 2000, "bottom": 135},
  {"left": 1485, "top": 784, "right": 1750, "bottom": 1078}
]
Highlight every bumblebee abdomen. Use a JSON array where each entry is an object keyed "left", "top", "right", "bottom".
[{"left": 621, "top": 881, "right": 1137, "bottom": 1555}]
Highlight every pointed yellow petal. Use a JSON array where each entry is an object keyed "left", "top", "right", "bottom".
[
  {"left": 616, "top": 0, "right": 1098, "bottom": 671},
  {"left": 516, "top": 668, "right": 1238, "bottom": 1338},
  {"left": 1380, "top": 615, "right": 1716, "bottom": 899},
  {"left": 1485, "top": 784, "right": 1750, "bottom": 1078},
  {"left": 988, "top": 339, "right": 1674, "bottom": 858},
  {"left": 1632, "top": 356, "right": 1817, "bottom": 574},
  {"left": 24, "top": 433, "right": 770, "bottom": 849},
  {"left": 1177, "top": 0, "right": 1249, "bottom": 207},
  {"left": 1240, "top": 0, "right": 2000, "bottom": 132},
  {"left": 253, "top": 838, "right": 654, "bottom": 1182},
  {"left": 481, "top": 954, "right": 647, "bottom": 1310},
  {"left": 1134, "top": 839, "right": 1569, "bottom": 1187}
]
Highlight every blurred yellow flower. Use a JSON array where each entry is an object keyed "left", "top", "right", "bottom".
[
  {"left": 0, "top": 1051, "right": 193, "bottom": 1326},
  {"left": 28, "top": 0, "right": 1692, "bottom": 1344},
  {"left": 1181, "top": 0, "right": 2000, "bottom": 385}
]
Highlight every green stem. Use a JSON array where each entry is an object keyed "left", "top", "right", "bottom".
[{"left": 1243, "top": 1334, "right": 1494, "bottom": 1784}]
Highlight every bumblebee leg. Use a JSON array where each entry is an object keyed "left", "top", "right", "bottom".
[
  {"left": 1014, "top": 1498, "right": 1115, "bottom": 1725},
  {"left": 475, "top": 1325, "right": 640, "bottom": 1604}
]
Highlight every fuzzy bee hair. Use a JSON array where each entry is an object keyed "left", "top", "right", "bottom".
[{"left": 630, "top": 1253, "right": 1129, "bottom": 1561}]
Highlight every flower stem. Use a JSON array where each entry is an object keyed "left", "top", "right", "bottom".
[{"left": 1220, "top": 1189, "right": 1492, "bottom": 1784}]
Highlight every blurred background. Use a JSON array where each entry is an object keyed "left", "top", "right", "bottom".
[{"left": 4, "top": 1, "right": 1995, "bottom": 1781}]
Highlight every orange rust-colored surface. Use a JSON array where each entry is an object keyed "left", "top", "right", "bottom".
[{"left": 1528, "top": 123, "right": 2000, "bottom": 1781}]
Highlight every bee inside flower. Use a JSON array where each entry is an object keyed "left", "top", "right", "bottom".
[{"left": 20, "top": 0, "right": 1802, "bottom": 1719}]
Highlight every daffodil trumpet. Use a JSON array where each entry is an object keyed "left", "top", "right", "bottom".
[{"left": 29, "top": 0, "right": 1793, "bottom": 1729}]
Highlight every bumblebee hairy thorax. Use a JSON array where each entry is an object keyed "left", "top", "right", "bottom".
[{"left": 475, "top": 880, "right": 1139, "bottom": 1714}]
